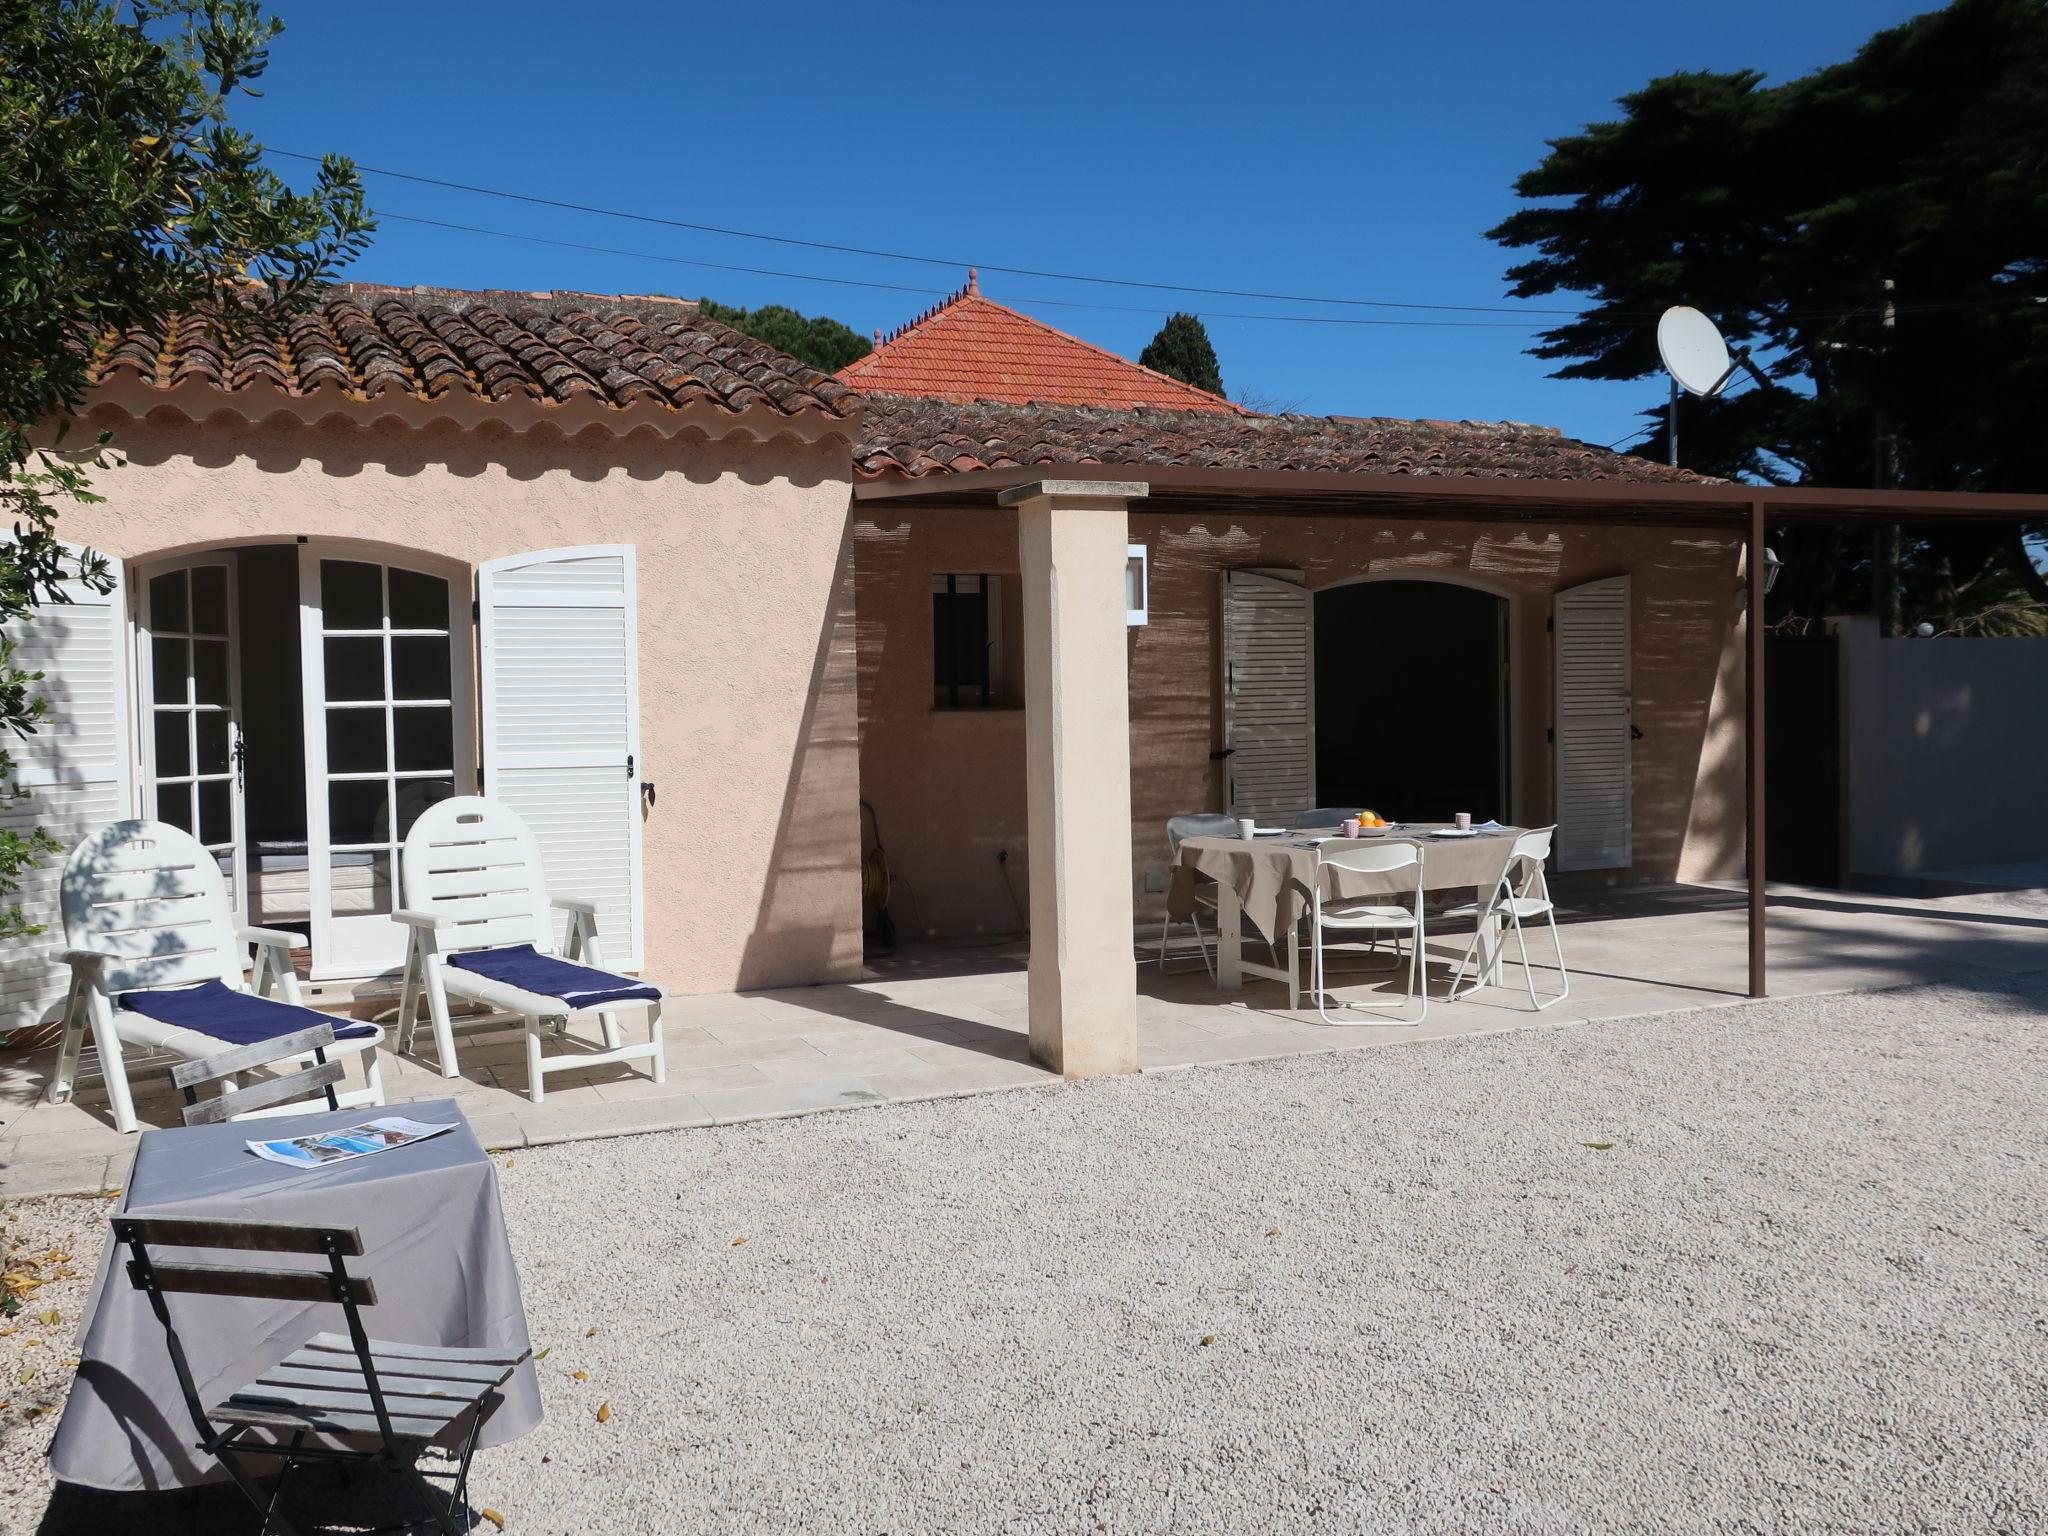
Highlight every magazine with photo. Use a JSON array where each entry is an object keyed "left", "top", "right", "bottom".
[{"left": 247, "top": 1116, "right": 456, "bottom": 1169}]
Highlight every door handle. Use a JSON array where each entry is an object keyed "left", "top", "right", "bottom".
[{"left": 625, "top": 753, "right": 635, "bottom": 779}]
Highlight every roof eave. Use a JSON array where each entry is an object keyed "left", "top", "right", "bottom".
[{"left": 852, "top": 462, "right": 2048, "bottom": 524}]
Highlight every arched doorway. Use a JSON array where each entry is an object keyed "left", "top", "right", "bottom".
[
  {"left": 1313, "top": 578, "right": 1509, "bottom": 823},
  {"left": 134, "top": 539, "right": 474, "bottom": 978}
]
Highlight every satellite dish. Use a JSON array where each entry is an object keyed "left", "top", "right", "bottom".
[{"left": 1658, "top": 306, "right": 1735, "bottom": 398}]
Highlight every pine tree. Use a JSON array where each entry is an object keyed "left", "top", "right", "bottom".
[
  {"left": 696, "top": 299, "right": 870, "bottom": 374},
  {"left": 1139, "top": 313, "right": 1225, "bottom": 397}
]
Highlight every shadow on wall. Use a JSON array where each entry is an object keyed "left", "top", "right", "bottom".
[
  {"left": 98, "top": 407, "right": 848, "bottom": 491},
  {"left": 735, "top": 510, "right": 866, "bottom": 990}
]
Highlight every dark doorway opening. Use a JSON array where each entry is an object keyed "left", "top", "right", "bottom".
[
  {"left": 1764, "top": 631, "right": 1841, "bottom": 885},
  {"left": 1314, "top": 580, "right": 1508, "bottom": 823}
]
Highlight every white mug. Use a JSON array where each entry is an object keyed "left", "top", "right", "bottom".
[
  {"left": 1455, "top": 812, "right": 1472, "bottom": 831},
  {"left": 1237, "top": 817, "right": 1257, "bottom": 840}
]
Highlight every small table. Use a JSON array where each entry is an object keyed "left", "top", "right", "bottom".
[
  {"left": 1172, "top": 825, "right": 1526, "bottom": 1007},
  {"left": 48, "top": 1099, "right": 542, "bottom": 1492}
]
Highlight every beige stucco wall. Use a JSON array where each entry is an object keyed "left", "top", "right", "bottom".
[
  {"left": 856, "top": 503, "right": 1747, "bottom": 938},
  {"left": 66, "top": 402, "right": 865, "bottom": 994}
]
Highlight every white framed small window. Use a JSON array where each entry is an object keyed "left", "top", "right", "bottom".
[
  {"left": 1126, "top": 544, "right": 1150, "bottom": 627},
  {"left": 932, "top": 573, "right": 1011, "bottom": 708}
]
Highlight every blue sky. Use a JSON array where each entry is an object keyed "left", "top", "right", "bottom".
[{"left": 243, "top": 0, "right": 1930, "bottom": 454}]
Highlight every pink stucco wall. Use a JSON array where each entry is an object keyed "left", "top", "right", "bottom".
[
  {"left": 67, "top": 401, "right": 865, "bottom": 994},
  {"left": 855, "top": 503, "right": 1747, "bottom": 939}
]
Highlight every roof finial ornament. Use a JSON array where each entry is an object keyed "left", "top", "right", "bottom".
[
  {"left": 966, "top": 267, "right": 979, "bottom": 297},
  {"left": 873, "top": 328, "right": 882, "bottom": 347}
]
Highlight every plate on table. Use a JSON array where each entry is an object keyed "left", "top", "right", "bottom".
[
  {"left": 1430, "top": 827, "right": 1481, "bottom": 838},
  {"left": 1251, "top": 826, "right": 1289, "bottom": 836}
]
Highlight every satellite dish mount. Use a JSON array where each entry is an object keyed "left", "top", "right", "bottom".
[{"left": 1656, "top": 306, "right": 1771, "bottom": 467}]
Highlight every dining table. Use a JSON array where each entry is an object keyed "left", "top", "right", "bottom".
[
  {"left": 1168, "top": 822, "right": 1527, "bottom": 1008},
  {"left": 47, "top": 1098, "right": 542, "bottom": 1493}
]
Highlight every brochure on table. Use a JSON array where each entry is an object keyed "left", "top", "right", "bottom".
[{"left": 247, "top": 1116, "right": 455, "bottom": 1169}]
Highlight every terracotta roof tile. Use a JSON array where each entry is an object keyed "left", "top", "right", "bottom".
[
  {"left": 88, "top": 282, "right": 860, "bottom": 422},
  {"left": 837, "top": 272, "right": 1244, "bottom": 414},
  {"left": 855, "top": 393, "right": 1714, "bottom": 485}
]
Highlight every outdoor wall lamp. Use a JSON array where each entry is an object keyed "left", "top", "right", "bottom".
[
  {"left": 1126, "top": 544, "right": 1149, "bottom": 627},
  {"left": 1738, "top": 546, "right": 1783, "bottom": 610}
]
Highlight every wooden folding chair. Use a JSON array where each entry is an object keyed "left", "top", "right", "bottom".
[
  {"left": 174, "top": 1023, "right": 346, "bottom": 1127},
  {"left": 113, "top": 1214, "right": 528, "bottom": 1536}
]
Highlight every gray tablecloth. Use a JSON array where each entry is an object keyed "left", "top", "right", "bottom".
[
  {"left": 48, "top": 1099, "right": 542, "bottom": 1492},
  {"left": 1171, "top": 825, "right": 1525, "bottom": 943}
]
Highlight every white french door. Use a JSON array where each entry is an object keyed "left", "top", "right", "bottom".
[
  {"left": 300, "top": 548, "right": 474, "bottom": 977},
  {"left": 137, "top": 556, "right": 247, "bottom": 912}
]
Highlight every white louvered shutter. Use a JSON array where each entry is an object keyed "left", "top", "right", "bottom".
[
  {"left": 1220, "top": 569, "right": 1313, "bottom": 820},
  {"left": 1553, "top": 574, "right": 1633, "bottom": 872},
  {"left": 478, "top": 547, "right": 644, "bottom": 968},
  {"left": 0, "top": 547, "right": 132, "bottom": 1030}
]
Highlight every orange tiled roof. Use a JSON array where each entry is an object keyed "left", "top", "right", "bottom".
[
  {"left": 837, "top": 272, "right": 1244, "bottom": 414},
  {"left": 87, "top": 283, "right": 860, "bottom": 420}
]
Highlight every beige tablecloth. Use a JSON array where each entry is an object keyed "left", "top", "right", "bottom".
[{"left": 1170, "top": 825, "right": 1525, "bottom": 943}]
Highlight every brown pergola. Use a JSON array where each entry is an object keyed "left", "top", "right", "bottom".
[{"left": 858, "top": 467, "right": 2048, "bottom": 1007}]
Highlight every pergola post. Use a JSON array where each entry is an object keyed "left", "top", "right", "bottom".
[
  {"left": 999, "top": 478, "right": 1148, "bottom": 1077},
  {"left": 1746, "top": 497, "right": 1767, "bottom": 998}
]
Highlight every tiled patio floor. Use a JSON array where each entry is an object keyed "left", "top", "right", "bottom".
[{"left": 5, "top": 880, "right": 2044, "bottom": 1197}]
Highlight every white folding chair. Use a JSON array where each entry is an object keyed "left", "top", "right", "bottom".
[
  {"left": 1445, "top": 825, "right": 1569, "bottom": 1010},
  {"left": 52, "top": 820, "right": 384, "bottom": 1134},
  {"left": 395, "top": 796, "right": 665, "bottom": 1103},
  {"left": 1157, "top": 812, "right": 1238, "bottom": 975},
  {"left": 1310, "top": 840, "right": 1428, "bottom": 1025}
]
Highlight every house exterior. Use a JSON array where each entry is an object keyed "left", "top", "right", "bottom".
[
  {"left": 849, "top": 393, "right": 1747, "bottom": 941},
  {"left": 7, "top": 276, "right": 1761, "bottom": 1040},
  {"left": 3, "top": 284, "right": 868, "bottom": 1033}
]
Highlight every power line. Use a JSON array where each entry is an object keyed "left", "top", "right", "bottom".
[
  {"left": 273, "top": 148, "right": 1596, "bottom": 318},
  {"left": 380, "top": 213, "right": 1564, "bottom": 330}
]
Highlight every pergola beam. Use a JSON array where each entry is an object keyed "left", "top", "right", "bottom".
[{"left": 1746, "top": 498, "right": 1768, "bottom": 999}]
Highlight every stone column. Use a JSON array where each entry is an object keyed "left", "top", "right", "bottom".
[{"left": 998, "top": 479, "right": 1148, "bottom": 1077}]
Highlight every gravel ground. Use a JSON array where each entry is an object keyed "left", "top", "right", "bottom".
[{"left": 3, "top": 970, "right": 2044, "bottom": 1534}]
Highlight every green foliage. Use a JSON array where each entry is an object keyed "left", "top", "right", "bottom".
[
  {"left": 0, "top": 0, "right": 371, "bottom": 937},
  {"left": 1138, "top": 313, "right": 1225, "bottom": 397},
  {"left": 1489, "top": 0, "right": 2048, "bottom": 626},
  {"left": 696, "top": 298, "right": 870, "bottom": 374}
]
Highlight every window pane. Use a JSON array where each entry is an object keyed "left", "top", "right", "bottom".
[
  {"left": 388, "top": 567, "right": 449, "bottom": 630},
  {"left": 329, "top": 780, "right": 390, "bottom": 846},
  {"left": 324, "top": 637, "right": 385, "bottom": 702},
  {"left": 191, "top": 565, "right": 229, "bottom": 637},
  {"left": 391, "top": 635, "right": 451, "bottom": 700},
  {"left": 393, "top": 706, "right": 452, "bottom": 771},
  {"left": 153, "top": 711, "right": 189, "bottom": 778},
  {"left": 321, "top": 560, "right": 383, "bottom": 630},
  {"left": 932, "top": 580, "right": 990, "bottom": 694},
  {"left": 196, "top": 711, "right": 230, "bottom": 775},
  {"left": 193, "top": 640, "right": 230, "bottom": 706},
  {"left": 156, "top": 782, "right": 193, "bottom": 832},
  {"left": 396, "top": 778, "right": 456, "bottom": 838},
  {"left": 198, "top": 779, "right": 231, "bottom": 845},
  {"left": 327, "top": 707, "right": 388, "bottom": 773},
  {"left": 150, "top": 571, "right": 189, "bottom": 633},
  {"left": 332, "top": 849, "right": 392, "bottom": 917},
  {"left": 152, "top": 637, "right": 189, "bottom": 702}
]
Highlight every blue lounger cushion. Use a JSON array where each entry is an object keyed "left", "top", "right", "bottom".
[
  {"left": 446, "top": 944, "right": 661, "bottom": 1010},
  {"left": 119, "top": 979, "right": 377, "bottom": 1046}
]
